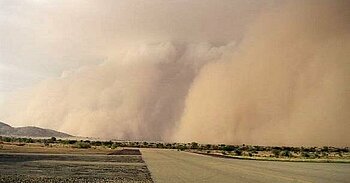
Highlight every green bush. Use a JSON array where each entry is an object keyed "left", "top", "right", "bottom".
[
  {"left": 43, "top": 140, "right": 50, "bottom": 146},
  {"left": 74, "top": 142, "right": 91, "bottom": 149},
  {"left": 272, "top": 149, "right": 281, "bottom": 157},
  {"left": 204, "top": 144, "right": 212, "bottom": 150},
  {"left": 178, "top": 145, "right": 187, "bottom": 151},
  {"left": 234, "top": 149, "right": 242, "bottom": 156},
  {"left": 315, "top": 152, "right": 321, "bottom": 158},
  {"left": 102, "top": 141, "right": 113, "bottom": 147},
  {"left": 3, "top": 137, "right": 12, "bottom": 142},
  {"left": 50, "top": 137, "right": 56, "bottom": 142},
  {"left": 25, "top": 138, "right": 34, "bottom": 143},
  {"left": 68, "top": 140, "right": 77, "bottom": 144},
  {"left": 223, "top": 145, "right": 236, "bottom": 152},
  {"left": 280, "top": 150, "right": 291, "bottom": 157},
  {"left": 91, "top": 141, "right": 102, "bottom": 146},
  {"left": 111, "top": 143, "right": 118, "bottom": 149},
  {"left": 156, "top": 143, "right": 164, "bottom": 148},
  {"left": 190, "top": 142, "right": 199, "bottom": 149},
  {"left": 321, "top": 146, "right": 329, "bottom": 152},
  {"left": 301, "top": 152, "right": 311, "bottom": 158}
]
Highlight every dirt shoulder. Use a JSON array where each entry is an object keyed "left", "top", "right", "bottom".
[{"left": 0, "top": 142, "right": 114, "bottom": 155}]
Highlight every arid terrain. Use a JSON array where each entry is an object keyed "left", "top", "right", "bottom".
[
  {"left": 1, "top": 1, "right": 349, "bottom": 182},
  {"left": 0, "top": 140, "right": 349, "bottom": 182},
  {"left": 0, "top": 145, "right": 152, "bottom": 183}
]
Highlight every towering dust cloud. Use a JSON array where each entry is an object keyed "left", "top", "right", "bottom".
[
  {"left": 174, "top": 1, "right": 350, "bottom": 146},
  {"left": 1, "top": 43, "right": 236, "bottom": 140},
  {"left": 0, "top": 1, "right": 349, "bottom": 146}
]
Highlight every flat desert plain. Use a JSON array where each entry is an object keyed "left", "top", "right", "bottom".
[
  {"left": 142, "top": 149, "right": 350, "bottom": 183},
  {"left": 1, "top": 146, "right": 349, "bottom": 183},
  {"left": 0, "top": 151, "right": 152, "bottom": 183}
]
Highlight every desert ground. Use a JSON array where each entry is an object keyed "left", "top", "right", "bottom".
[
  {"left": 0, "top": 142, "right": 349, "bottom": 183},
  {"left": 142, "top": 149, "right": 350, "bottom": 183},
  {"left": 0, "top": 147, "right": 152, "bottom": 183}
]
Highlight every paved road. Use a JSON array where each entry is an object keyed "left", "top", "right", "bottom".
[{"left": 141, "top": 149, "right": 350, "bottom": 183}]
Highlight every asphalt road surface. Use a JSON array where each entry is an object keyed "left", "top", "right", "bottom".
[{"left": 141, "top": 149, "right": 350, "bottom": 183}]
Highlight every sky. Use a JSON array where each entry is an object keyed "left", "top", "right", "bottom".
[
  {"left": 0, "top": 0, "right": 349, "bottom": 146},
  {"left": 0, "top": 0, "right": 262, "bottom": 103}
]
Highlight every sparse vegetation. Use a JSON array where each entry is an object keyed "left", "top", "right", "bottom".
[
  {"left": 74, "top": 142, "right": 91, "bottom": 149},
  {"left": 272, "top": 149, "right": 281, "bottom": 157},
  {"left": 0, "top": 136, "right": 348, "bottom": 162},
  {"left": 301, "top": 152, "right": 311, "bottom": 158},
  {"left": 234, "top": 149, "right": 243, "bottom": 156},
  {"left": 190, "top": 142, "right": 199, "bottom": 149},
  {"left": 111, "top": 143, "right": 118, "bottom": 149},
  {"left": 223, "top": 145, "right": 236, "bottom": 152},
  {"left": 49, "top": 137, "right": 56, "bottom": 143},
  {"left": 280, "top": 150, "right": 291, "bottom": 157}
]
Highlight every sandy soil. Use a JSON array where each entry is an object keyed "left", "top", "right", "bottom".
[{"left": 142, "top": 148, "right": 350, "bottom": 183}]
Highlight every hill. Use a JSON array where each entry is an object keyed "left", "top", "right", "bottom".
[{"left": 0, "top": 121, "right": 72, "bottom": 138}]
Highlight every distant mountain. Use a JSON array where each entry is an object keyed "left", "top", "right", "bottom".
[{"left": 0, "top": 121, "right": 72, "bottom": 138}]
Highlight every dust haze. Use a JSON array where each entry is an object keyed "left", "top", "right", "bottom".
[{"left": 0, "top": 0, "right": 349, "bottom": 146}]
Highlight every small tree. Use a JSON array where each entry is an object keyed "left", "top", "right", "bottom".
[
  {"left": 280, "top": 150, "right": 291, "bottom": 157},
  {"left": 25, "top": 138, "right": 34, "bottom": 143},
  {"left": 301, "top": 152, "right": 311, "bottom": 158},
  {"left": 178, "top": 145, "right": 187, "bottom": 151},
  {"left": 190, "top": 142, "right": 199, "bottom": 149},
  {"left": 223, "top": 145, "right": 236, "bottom": 152},
  {"left": 205, "top": 144, "right": 212, "bottom": 150},
  {"left": 74, "top": 142, "right": 91, "bottom": 149},
  {"left": 102, "top": 140, "right": 113, "bottom": 147},
  {"left": 68, "top": 140, "right": 77, "bottom": 144},
  {"left": 272, "top": 149, "right": 281, "bottom": 157},
  {"left": 47, "top": 137, "right": 56, "bottom": 143},
  {"left": 3, "top": 137, "right": 11, "bottom": 142},
  {"left": 111, "top": 143, "right": 118, "bottom": 149},
  {"left": 156, "top": 143, "right": 164, "bottom": 148},
  {"left": 321, "top": 146, "right": 329, "bottom": 152},
  {"left": 91, "top": 141, "right": 102, "bottom": 146},
  {"left": 43, "top": 140, "right": 50, "bottom": 147},
  {"left": 234, "top": 149, "right": 242, "bottom": 156}
]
